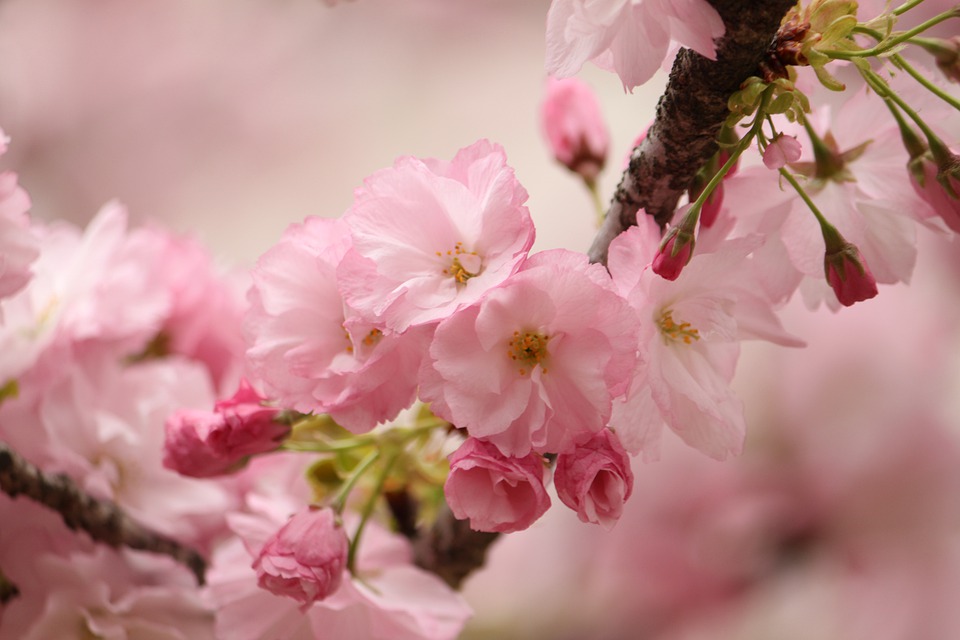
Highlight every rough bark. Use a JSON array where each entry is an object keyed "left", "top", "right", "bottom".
[
  {"left": 588, "top": 0, "right": 797, "bottom": 264},
  {"left": 0, "top": 441, "right": 207, "bottom": 585},
  {"left": 413, "top": 504, "right": 499, "bottom": 590}
]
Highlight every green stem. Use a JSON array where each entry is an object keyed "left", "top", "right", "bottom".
[
  {"left": 892, "top": 53, "right": 960, "bottom": 111},
  {"left": 825, "top": 9, "right": 959, "bottom": 58},
  {"left": 893, "top": 0, "right": 927, "bottom": 16},
  {"left": 777, "top": 168, "right": 844, "bottom": 250},
  {"left": 331, "top": 449, "right": 380, "bottom": 514},
  {"left": 585, "top": 177, "right": 606, "bottom": 228},
  {"left": 280, "top": 436, "right": 376, "bottom": 454},
  {"left": 861, "top": 67, "right": 953, "bottom": 163},
  {"left": 347, "top": 451, "right": 400, "bottom": 574}
]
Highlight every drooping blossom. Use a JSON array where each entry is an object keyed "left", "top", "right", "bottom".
[
  {"left": 554, "top": 428, "right": 633, "bottom": 529},
  {"left": 245, "top": 216, "right": 428, "bottom": 432},
  {"left": 910, "top": 151, "right": 960, "bottom": 233},
  {"left": 541, "top": 76, "right": 609, "bottom": 181},
  {"left": 444, "top": 437, "right": 551, "bottom": 534},
  {"left": 420, "top": 249, "right": 638, "bottom": 457},
  {"left": 608, "top": 220, "right": 800, "bottom": 461},
  {"left": 546, "top": 0, "right": 725, "bottom": 91},
  {"left": 824, "top": 241, "right": 879, "bottom": 306},
  {"left": 762, "top": 134, "right": 802, "bottom": 170},
  {"left": 253, "top": 507, "right": 348, "bottom": 605},
  {"left": 651, "top": 220, "right": 695, "bottom": 281}
]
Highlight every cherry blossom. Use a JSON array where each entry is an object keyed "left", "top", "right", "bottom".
[
  {"left": 444, "top": 437, "right": 551, "bottom": 533},
  {"left": 420, "top": 249, "right": 638, "bottom": 457},
  {"left": 554, "top": 428, "right": 634, "bottom": 529},
  {"left": 541, "top": 76, "right": 609, "bottom": 181},
  {"left": 337, "top": 140, "right": 535, "bottom": 332},
  {"left": 245, "top": 216, "right": 428, "bottom": 432},
  {"left": 545, "top": 0, "right": 725, "bottom": 91}
]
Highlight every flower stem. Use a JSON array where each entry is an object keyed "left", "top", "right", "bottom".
[
  {"left": 777, "top": 168, "right": 844, "bottom": 251},
  {"left": 892, "top": 0, "right": 927, "bottom": 16},
  {"left": 347, "top": 450, "right": 400, "bottom": 574},
  {"left": 892, "top": 53, "right": 960, "bottom": 111},
  {"left": 331, "top": 449, "right": 380, "bottom": 515},
  {"left": 825, "top": 8, "right": 959, "bottom": 58}
]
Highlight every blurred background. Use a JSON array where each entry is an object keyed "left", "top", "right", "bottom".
[{"left": 2, "top": 1, "right": 960, "bottom": 639}]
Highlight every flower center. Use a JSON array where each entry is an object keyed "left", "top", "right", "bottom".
[
  {"left": 437, "top": 242, "right": 481, "bottom": 285},
  {"left": 507, "top": 330, "right": 550, "bottom": 376},
  {"left": 344, "top": 328, "right": 383, "bottom": 355},
  {"left": 657, "top": 309, "right": 700, "bottom": 345}
]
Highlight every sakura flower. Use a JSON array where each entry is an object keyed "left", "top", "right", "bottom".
[
  {"left": 163, "top": 379, "right": 288, "bottom": 478},
  {"left": 910, "top": 151, "right": 960, "bottom": 233},
  {"left": 0, "top": 131, "right": 37, "bottom": 304},
  {"left": 207, "top": 462, "right": 472, "bottom": 640},
  {"left": 444, "top": 437, "right": 551, "bottom": 534},
  {"left": 337, "top": 139, "right": 534, "bottom": 332},
  {"left": 546, "top": 0, "right": 725, "bottom": 91},
  {"left": 554, "top": 428, "right": 633, "bottom": 529},
  {"left": 762, "top": 134, "right": 802, "bottom": 170},
  {"left": 541, "top": 76, "right": 609, "bottom": 181},
  {"left": 245, "top": 216, "right": 428, "bottom": 432},
  {"left": 420, "top": 249, "right": 638, "bottom": 457},
  {"left": 253, "top": 507, "right": 348, "bottom": 605},
  {"left": 608, "top": 220, "right": 800, "bottom": 461}
]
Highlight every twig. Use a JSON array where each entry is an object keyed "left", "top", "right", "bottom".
[
  {"left": 588, "top": 0, "right": 796, "bottom": 264},
  {"left": 0, "top": 441, "right": 207, "bottom": 585}
]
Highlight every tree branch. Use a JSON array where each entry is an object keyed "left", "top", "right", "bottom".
[
  {"left": 413, "top": 504, "right": 499, "bottom": 590},
  {"left": 0, "top": 441, "right": 207, "bottom": 585},
  {"left": 588, "top": 0, "right": 797, "bottom": 264}
]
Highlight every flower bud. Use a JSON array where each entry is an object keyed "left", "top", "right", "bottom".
[
  {"left": 652, "top": 226, "right": 695, "bottom": 281},
  {"left": 762, "top": 134, "right": 802, "bottom": 170},
  {"left": 254, "top": 507, "right": 348, "bottom": 604},
  {"left": 162, "top": 380, "right": 288, "bottom": 478},
  {"left": 909, "top": 151, "right": 960, "bottom": 233},
  {"left": 554, "top": 430, "right": 633, "bottom": 530},
  {"left": 917, "top": 36, "right": 960, "bottom": 84},
  {"left": 444, "top": 438, "right": 550, "bottom": 533},
  {"left": 541, "top": 77, "right": 609, "bottom": 182},
  {"left": 824, "top": 242, "right": 878, "bottom": 307}
]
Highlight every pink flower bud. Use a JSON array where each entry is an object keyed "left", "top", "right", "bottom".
[
  {"left": 910, "top": 152, "right": 960, "bottom": 233},
  {"left": 652, "top": 227, "right": 695, "bottom": 281},
  {"left": 162, "top": 380, "right": 288, "bottom": 478},
  {"left": 444, "top": 438, "right": 550, "bottom": 533},
  {"left": 762, "top": 134, "right": 802, "bottom": 170},
  {"left": 554, "top": 430, "right": 633, "bottom": 530},
  {"left": 162, "top": 409, "right": 236, "bottom": 478},
  {"left": 254, "top": 507, "right": 348, "bottom": 604},
  {"left": 542, "top": 77, "right": 609, "bottom": 182},
  {"left": 208, "top": 379, "right": 288, "bottom": 459},
  {"left": 698, "top": 182, "right": 724, "bottom": 228},
  {"left": 824, "top": 242, "right": 878, "bottom": 307}
]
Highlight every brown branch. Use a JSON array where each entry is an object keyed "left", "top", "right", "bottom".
[
  {"left": 0, "top": 441, "right": 207, "bottom": 585},
  {"left": 413, "top": 504, "right": 499, "bottom": 590},
  {"left": 588, "top": 0, "right": 797, "bottom": 264}
]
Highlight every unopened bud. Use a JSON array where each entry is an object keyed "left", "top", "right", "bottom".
[
  {"left": 542, "top": 77, "right": 609, "bottom": 182},
  {"left": 652, "top": 226, "right": 695, "bottom": 281},
  {"left": 824, "top": 242, "right": 878, "bottom": 307}
]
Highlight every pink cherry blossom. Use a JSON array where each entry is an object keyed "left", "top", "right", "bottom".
[
  {"left": 420, "top": 249, "right": 638, "bottom": 457},
  {"left": 910, "top": 152, "right": 960, "bottom": 233},
  {"left": 762, "top": 134, "right": 802, "bottom": 170},
  {"left": 0, "top": 137, "right": 37, "bottom": 304},
  {"left": 337, "top": 139, "right": 535, "bottom": 332},
  {"left": 554, "top": 428, "right": 633, "bottom": 529},
  {"left": 546, "top": 0, "right": 725, "bottom": 91},
  {"left": 245, "top": 216, "right": 428, "bottom": 432},
  {"left": 254, "top": 507, "right": 348, "bottom": 605},
  {"left": 824, "top": 241, "right": 879, "bottom": 307},
  {"left": 608, "top": 221, "right": 800, "bottom": 461},
  {"left": 541, "top": 76, "right": 609, "bottom": 181},
  {"left": 163, "top": 379, "right": 288, "bottom": 478},
  {"left": 444, "top": 437, "right": 551, "bottom": 533}
]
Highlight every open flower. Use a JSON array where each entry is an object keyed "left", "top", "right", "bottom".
[
  {"left": 420, "top": 249, "right": 638, "bottom": 457},
  {"left": 546, "top": 0, "right": 725, "bottom": 91},
  {"left": 337, "top": 140, "right": 535, "bottom": 332}
]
